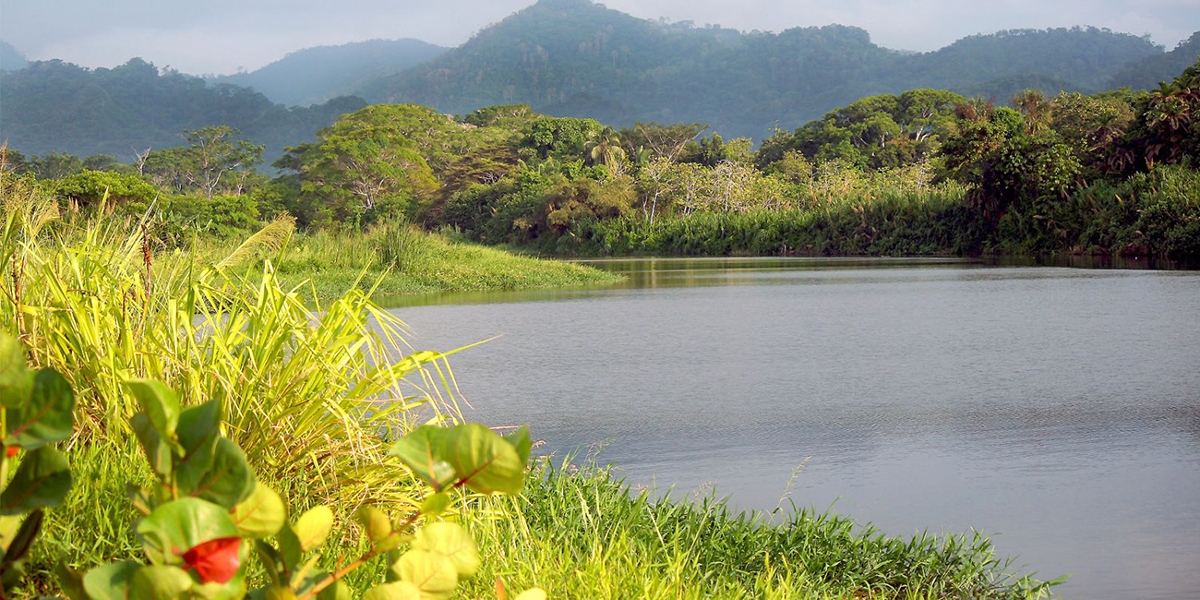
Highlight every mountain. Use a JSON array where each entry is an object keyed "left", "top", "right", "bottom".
[
  {"left": 0, "top": 58, "right": 365, "bottom": 161},
  {"left": 0, "top": 39, "right": 28, "bottom": 71},
  {"left": 1107, "top": 31, "right": 1200, "bottom": 90},
  {"left": 211, "top": 38, "right": 448, "bottom": 107},
  {"left": 358, "top": 0, "right": 1162, "bottom": 140}
]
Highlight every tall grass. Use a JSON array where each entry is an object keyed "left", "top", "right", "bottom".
[
  {"left": 462, "top": 461, "right": 1059, "bottom": 600},
  {"left": 0, "top": 173, "right": 457, "bottom": 512}
]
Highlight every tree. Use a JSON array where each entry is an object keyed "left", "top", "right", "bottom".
[
  {"left": 585, "top": 127, "right": 627, "bottom": 173},
  {"left": 278, "top": 108, "right": 439, "bottom": 226},
  {"left": 141, "top": 127, "right": 264, "bottom": 198}
]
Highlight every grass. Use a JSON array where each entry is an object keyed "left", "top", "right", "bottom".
[
  {"left": 2, "top": 171, "right": 1059, "bottom": 598},
  {"left": 226, "top": 222, "right": 623, "bottom": 300},
  {"left": 461, "top": 460, "right": 1059, "bottom": 600}
]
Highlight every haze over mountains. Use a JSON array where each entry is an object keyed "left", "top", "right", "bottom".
[{"left": 1, "top": 0, "right": 1197, "bottom": 161}]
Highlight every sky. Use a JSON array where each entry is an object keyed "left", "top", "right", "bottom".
[{"left": 1, "top": 0, "right": 1197, "bottom": 75}]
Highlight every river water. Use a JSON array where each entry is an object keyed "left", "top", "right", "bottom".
[{"left": 385, "top": 258, "right": 1200, "bottom": 600}]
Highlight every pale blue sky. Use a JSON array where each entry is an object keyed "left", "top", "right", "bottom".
[{"left": 2, "top": 0, "right": 1196, "bottom": 75}]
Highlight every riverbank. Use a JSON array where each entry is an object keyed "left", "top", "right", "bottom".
[{"left": 1, "top": 211, "right": 1059, "bottom": 598}]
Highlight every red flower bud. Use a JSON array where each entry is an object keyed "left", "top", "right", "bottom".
[
  {"left": 182, "top": 536, "right": 242, "bottom": 584},
  {"left": 5, "top": 445, "right": 18, "bottom": 458}
]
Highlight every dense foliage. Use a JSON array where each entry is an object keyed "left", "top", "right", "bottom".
[{"left": 362, "top": 0, "right": 1171, "bottom": 140}]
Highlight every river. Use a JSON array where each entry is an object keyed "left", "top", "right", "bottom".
[{"left": 385, "top": 258, "right": 1200, "bottom": 600}]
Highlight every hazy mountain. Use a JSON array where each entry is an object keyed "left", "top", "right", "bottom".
[
  {"left": 0, "top": 39, "right": 28, "bottom": 71},
  {"left": 359, "top": 0, "right": 1162, "bottom": 140},
  {"left": 0, "top": 58, "right": 365, "bottom": 161},
  {"left": 211, "top": 38, "right": 448, "bottom": 107},
  {"left": 1107, "top": 31, "right": 1200, "bottom": 90}
]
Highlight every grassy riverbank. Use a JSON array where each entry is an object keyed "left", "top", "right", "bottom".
[{"left": 1, "top": 187, "right": 1058, "bottom": 597}]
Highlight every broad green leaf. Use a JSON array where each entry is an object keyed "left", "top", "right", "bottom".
[
  {"left": 263, "top": 585, "right": 298, "bottom": 600},
  {"left": 136, "top": 498, "right": 240, "bottom": 566},
  {"left": 275, "top": 524, "right": 303, "bottom": 574},
  {"left": 363, "top": 581, "right": 422, "bottom": 600},
  {"left": 131, "top": 413, "right": 174, "bottom": 479},
  {"left": 356, "top": 505, "right": 392, "bottom": 543},
  {"left": 388, "top": 427, "right": 456, "bottom": 490},
  {"left": 0, "top": 515, "right": 20, "bottom": 553},
  {"left": 507, "top": 426, "right": 533, "bottom": 468},
  {"left": 418, "top": 492, "right": 451, "bottom": 518},
  {"left": 2, "top": 509, "right": 42, "bottom": 563},
  {"left": 390, "top": 424, "right": 527, "bottom": 495},
  {"left": 131, "top": 565, "right": 194, "bottom": 599},
  {"left": 252, "top": 540, "right": 284, "bottom": 585},
  {"left": 514, "top": 588, "right": 548, "bottom": 600},
  {"left": 174, "top": 400, "right": 222, "bottom": 491},
  {"left": 183, "top": 437, "right": 255, "bottom": 509},
  {"left": 55, "top": 561, "right": 86, "bottom": 600},
  {"left": 231, "top": 482, "right": 286, "bottom": 539},
  {"left": 292, "top": 506, "right": 334, "bottom": 553},
  {"left": 0, "top": 447, "right": 71, "bottom": 514},
  {"left": 0, "top": 334, "right": 31, "bottom": 409},
  {"left": 411, "top": 522, "right": 479, "bottom": 580},
  {"left": 392, "top": 549, "right": 458, "bottom": 600},
  {"left": 188, "top": 568, "right": 248, "bottom": 600},
  {"left": 82, "top": 560, "right": 140, "bottom": 600},
  {"left": 125, "top": 379, "right": 180, "bottom": 439},
  {"left": 5, "top": 369, "right": 75, "bottom": 449},
  {"left": 318, "top": 578, "right": 351, "bottom": 600}
]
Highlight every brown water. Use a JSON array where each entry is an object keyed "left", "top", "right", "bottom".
[{"left": 388, "top": 258, "right": 1200, "bottom": 599}]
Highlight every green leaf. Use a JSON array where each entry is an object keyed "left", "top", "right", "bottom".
[
  {"left": 263, "top": 586, "right": 298, "bottom": 600},
  {"left": 131, "top": 565, "right": 194, "bottom": 599},
  {"left": 182, "top": 437, "right": 254, "bottom": 509},
  {"left": 317, "top": 578, "right": 351, "bottom": 600},
  {"left": 392, "top": 549, "right": 458, "bottom": 600},
  {"left": 5, "top": 369, "right": 75, "bottom": 449},
  {"left": 132, "top": 413, "right": 174, "bottom": 479},
  {"left": 514, "top": 588, "right": 548, "bottom": 600},
  {"left": 82, "top": 560, "right": 140, "bottom": 600},
  {"left": 0, "top": 447, "right": 72, "bottom": 514},
  {"left": 292, "top": 506, "right": 334, "bottom": 553},
  {"left": 355, "top": 505, "right": 392, "bottom": 543},
  {"left": 507, "top": 426, "right": 533, "bottom": 468},
  {"left": 1, "top": 509, "right": 42, "bottom": 563},
  {"left": 125, "top": 379, "right": 180, "bottom": 440},
  {"left": 418, "top": 493, "right": 451, "bottom": 518},
  {"left": 174, "top": 400, "right": 222, "bottom": 491},
  {"left": 411, "top": 522, "right": 479, "bottom": 580},
  {"left": 136, "top": 498, "right": 240, "bottom": 566},
  {"left": 390, "top": 424, "right": 528, "bottom": 495},
  {"left": 388, "top": 427, "right": 456, "bottom": 490},
  {"left": 55, "top": 561, "right": 86, "bottom": 600},
  {"left": 231, "top": 482, "right": 286, "bottom": 539},
  {"left": 0, "top": 515, "right": 20, "bottom": 553},
  {"left": 0, "top": 334, "right": 32, "bottom": 409},
  {"left": 363, "top": 581, "right": 422, "bottom": 600}
]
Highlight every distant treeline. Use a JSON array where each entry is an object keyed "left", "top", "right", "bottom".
[{"left": 3, "top": 57, "right": 1199, "bottom": 262}]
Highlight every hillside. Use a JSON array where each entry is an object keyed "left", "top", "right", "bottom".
[
  {"left": 360, "top": 0, "right": 1163, "bottom": 139},
  {"left": 1108, "top": 31, "right": 1200, "bottom": 90},
  {"left": 0, "top": 58, "right": 365, "bottom": 161},
  {"left": 0, "top": 39, "right": 27, "bottom": 71},
  {"left": 212, "top": 38, "right": 448, "bottom": 107}
]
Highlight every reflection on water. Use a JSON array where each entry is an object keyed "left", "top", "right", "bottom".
[{"left": 388, "top": 258, "right": 1200, "bottom": 600}]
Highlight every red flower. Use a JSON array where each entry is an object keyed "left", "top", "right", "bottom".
[
  {"left": 182, "top": 537, "right": 242, "bottom": 584},
  {"left": 4, "top": 445, "right": 18, "bottom": 458}
]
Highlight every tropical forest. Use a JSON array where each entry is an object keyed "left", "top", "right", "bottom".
[{"left": 1, "top": 0, "right": 1199, "bottom": 598}]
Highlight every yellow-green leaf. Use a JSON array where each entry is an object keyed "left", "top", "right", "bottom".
[
  {"left": 356, "top": 505, "right": 392, "bottom": 543},
  {"left": 363, "top": 581, "right": 422, "bottom": 600},
  {"left": 292, "top": 505, "right": 334, "bottom": 552},
  {"left": 231, "top": 482, "right": 286, "bottom": 539},
  {"left": 411, "top": 522, "right": 479, "bottom": 580},
  {"left": 392, "top": 549, "right": 458, "bottom": 600}
]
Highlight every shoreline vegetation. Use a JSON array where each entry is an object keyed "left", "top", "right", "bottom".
[
  {"left": 6, "top": 57, "right": 1198, "bottom": 599},
  {"left": 1, "top": 171, "right": 1064, "bottom": 598}
]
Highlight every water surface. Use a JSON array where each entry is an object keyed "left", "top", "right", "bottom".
[{"left": 388, "top": 258, "right": 1200, "bottom": 600}]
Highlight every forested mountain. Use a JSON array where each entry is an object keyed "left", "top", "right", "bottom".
[
  {"left": 360, "top": 0, "right": 1164, "bottom": 140},
  {"left": 211, "top": 38, "right": 448, "bottom": 107},
  {"left": 1108, "top": 32, "right": 1200, "bottom": 90},
  {"left": 0, "top": 40, "right": 27, "bottom": 71},
  {"left": 0, "top": 58, "right": 365, "bottom": 161}
]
